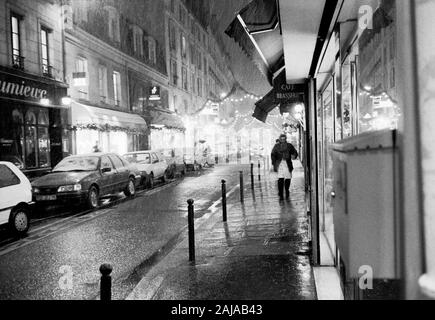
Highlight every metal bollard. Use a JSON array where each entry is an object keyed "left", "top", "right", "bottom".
[
  {"left": 99, "top": 263, "right": 113, "bottom": 301},
  {"left": 222, "top": 180, "right": 227, "bottom": 222},
  {"left": 187, "top": 199, "right": 195, "bottom": 262},
  {"left": 239, "top": 171, "right": 244, "bottom": 203},
  {"left": 250, "top": 163, "right": 254, "bottom": 189}
]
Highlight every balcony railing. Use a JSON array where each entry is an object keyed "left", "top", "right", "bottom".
[
  {"left": 42, "top": 65, "right": 53, "bottom": 78},
  {"left": 12, "top": 55, "right": 25, "bottom": 70}
]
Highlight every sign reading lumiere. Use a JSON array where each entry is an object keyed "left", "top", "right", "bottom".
[{"left": 0, "top": 72, "right": 51, "bottom": 102}]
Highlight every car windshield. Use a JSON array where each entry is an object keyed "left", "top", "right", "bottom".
[
  {"left": 124, "top": 153, "right": 151, "bottom": 164},
  {"left": 53, "top": 156, "right": 99, "bottom": 172}
]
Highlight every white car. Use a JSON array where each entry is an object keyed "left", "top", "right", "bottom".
[
  {"left": 0, "top": 161, "right": 32, "bottom": 235},
  {"left": 123, "top": 150, "right": 168, "bottom": 188}
]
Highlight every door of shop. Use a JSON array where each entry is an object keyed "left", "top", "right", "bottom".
[{"left": 319, "top": 78, "right": 336, "bottom": 265}]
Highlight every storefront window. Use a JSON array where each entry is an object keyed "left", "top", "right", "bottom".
[
  {"left": 25, "top": 110, "right": 37, "bottom": 168},
  {"left": 11, "top": 109, "right": 25, "bottom": 168},
  {"left": 38, "top": 126, "right": 50, "bottom": 167},
  {"left": 322, "top": 80, "right": 335, "bottom": 255},
  {"left": 358, "top": 0, "right": 399, "bottom": 133}
]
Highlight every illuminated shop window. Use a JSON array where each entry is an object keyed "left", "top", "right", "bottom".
[{"left": 357, "top": 0, "right": 399, "bottom": 133}]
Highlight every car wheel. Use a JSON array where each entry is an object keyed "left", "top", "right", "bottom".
[
  {"left": 181, "top": 168, "right": 186, "bottom": 176},
  {"left": 160, "top": 174, "right": 166, "bottom": 183},
  {"left": 87, "top": 186, "right": 99, "bottom": 209},
  {"left": 147, "top": 173, "right": 154, "bottom": 189},
  {"left": 124, "top": 177, "right": 136, "bottom": 197},
  {"left": 9, "top": 206, "right": 30, "bottom": 236}
]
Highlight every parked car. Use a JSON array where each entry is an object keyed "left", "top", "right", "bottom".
[
  {"left": 0, "top": 161, "right": 32, "bottom": 236},
  {"left": 160, "top": 148, "right": 186, "bottom": 178},
  {"left": 123, "top": 150, "right": 168, "bottom": 188},
  {"left": 0, "top": 155, "right": 25, "bottom": 170},
  {"left": 31, "top": 153, "right": 141, "bottom": 209}
]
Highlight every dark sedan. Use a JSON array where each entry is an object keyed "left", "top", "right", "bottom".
[{"left": 31, "top": 153, "right": 141, "bottom": 209}]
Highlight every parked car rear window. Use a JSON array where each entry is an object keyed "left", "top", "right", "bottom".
[
  {"left": 0, "top": 164, "right": 20, "bottom": 188},
  {"left": 109, "top": 155, "right": 125, "bottom": 169},
  {"left": 53, "top": 156, "right": 99, "bottom": 172},
  {"left": 124, "top": 153, "right": 151, "bottom": 164}
]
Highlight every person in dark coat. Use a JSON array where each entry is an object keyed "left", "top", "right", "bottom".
[{"left": 271, "top": 134, "right": 299, "bottom": 200}]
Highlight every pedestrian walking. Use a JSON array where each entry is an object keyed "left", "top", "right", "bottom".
[{"left": 271, "top": 134, "right": 298, "bottom": 200}]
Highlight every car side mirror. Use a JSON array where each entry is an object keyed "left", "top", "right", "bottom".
[{"left": 102, "top": 167, "right": 112, "bottom": 173}]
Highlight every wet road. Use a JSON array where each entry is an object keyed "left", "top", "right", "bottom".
[{"left": 0, "top": 165, "right": 245, "bottom": 300}]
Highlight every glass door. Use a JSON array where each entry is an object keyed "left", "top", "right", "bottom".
[{"left": 322, "top": 79, "right": 336, "bottom": 261}]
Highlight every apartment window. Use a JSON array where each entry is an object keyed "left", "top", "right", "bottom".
[
  {"left": 147, "top": 37, "right": 156, "bottom": 64},
  {"left": 179, "top": 6, "right": 187, "bottom": 27},
  {"left": 74, "top": 57, "right": 88, "bottom": 100},
  {"left": 181, "top": 34, "right": 187, "bottom": 59},
  {"left": 133, "top": 26, "right": 143, "bottom": 56},
  {"left": 197, "top": 77, "right": 202, "bottom": 97},
  {"left": 170, "top": 0, "right": 176, "bottom": 14},
  {"left": 182, "top": 67, "right": 188, "bottom": 91},
  {"left": 169, "top": 21, "right": 177, "bottom": 52},
  {"left": 190, "top": 44, "right": 195, "bottom": 65},
  {"left": 170, "top": 60, "right": 178, "bottom": 86},
  {"left": 113, "top": 71, "right": 122, "bottom": 106},
  {"left": 98, "top": 65, "right": 108, "bottom": 103},
  {"left": 73, "top": 0, "right": 88, "bottom": 24},
  {"left": 203, "top": 57, "right": 207, "bottom": 75},
  {"left": 41, "top": 27, "right": 51, "bottom": 77},
  {"left": 191, "top": 72, "right": 196, "bottom": 94},
  {"left": 196, "top": 25, "right": 201, "bottom": 42},
  {"left": 106, "top": 7, "right": 120, "bottom": 43},
  {"left": 11, "top": 13, "right": 24, "bottom": 70},
  {"left": 199, "top": 52, "right": 203, "bottom": 71}
]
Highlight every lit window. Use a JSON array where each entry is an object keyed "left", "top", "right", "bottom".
[
  {"left": 113, "top": 71, "right": 122, "bottom": 106},
  {"left": 181, "top": 34, "right": 187, "bottom": 59},
  {"left": 74, "top": 57, "right": 88, "bottom": 99},
  {"left": 41, "top": 27, "right": 51, "bottom": 77},
  {"left": 11, "top": 13, "right": 23, "bottom": 70}
]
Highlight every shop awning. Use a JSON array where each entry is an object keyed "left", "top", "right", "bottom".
[
  {"left": 253, "top": 88, "right": 279, "bottom": 123},
  {"left": 225, "top": 0, "right": 283, "bottom": 84},
  {"left": 71, "top": 101, "right": 147, "bottom": 133},
  {"left": 149, "top": 110, "right": 185, "bottom": 131}
]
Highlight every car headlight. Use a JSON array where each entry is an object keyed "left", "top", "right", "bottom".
[
  {"left": 58, "top": 184, "right": 82, "bottom": 193},
  {"left": 33, "top": 187, "right": 40, "bottom": 193}
]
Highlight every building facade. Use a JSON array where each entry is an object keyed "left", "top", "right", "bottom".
[
  {"left": 62, "top": 0, "right": 183, "bottom": 157},
  {"left": 0, "top": 0, "right": 70, "bottom": 179},
  {"left": 165, "top": 0, "right": 235, "bottom": 163}
]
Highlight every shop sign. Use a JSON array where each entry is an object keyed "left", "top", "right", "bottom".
[
  {"left": 274, "top": 83, "right": 305, "bottom": 103},
  {"left": 149, "top": 86, "right": 161, "bottom": 101},
  {"left": 0, "top": 71, "right": 55, "bottom": 103}
]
